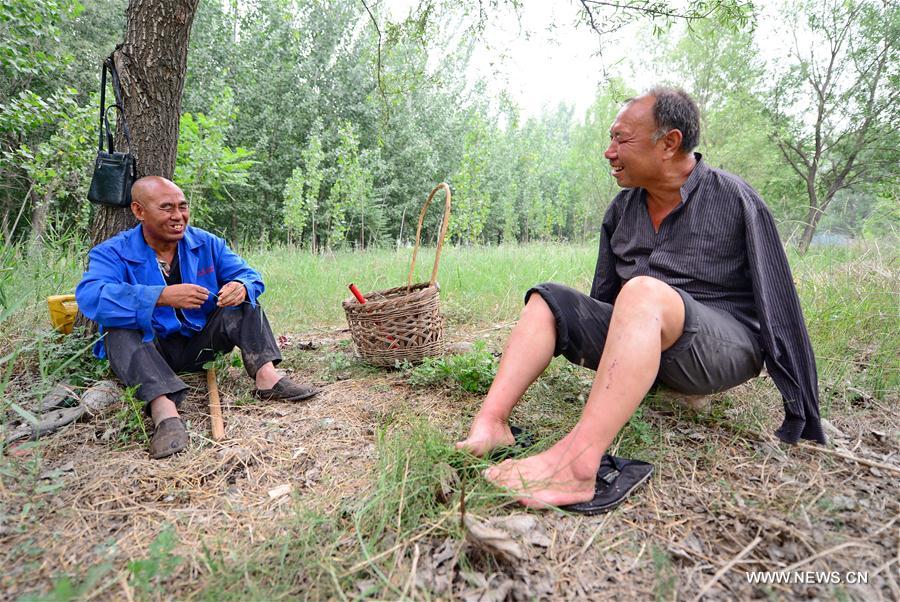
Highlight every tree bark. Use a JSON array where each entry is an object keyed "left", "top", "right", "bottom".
[
  {"left": 75, "top": 0, "right": 200, "bottom": 332},
  {"left": 88, "top": 0, "right": 200, "bottom": 250},
  {"left": 27, "top": 190, "right": 49, "bottom": 256},
  {"left": 797, "top": 205, "right": 824, "bottom": 255}
]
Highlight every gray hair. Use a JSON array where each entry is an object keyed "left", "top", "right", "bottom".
[{"left": 644, "top": 87, "right": 700, "bottom": 153}]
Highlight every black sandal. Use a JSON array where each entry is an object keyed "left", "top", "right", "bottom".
[
  {"left": 559, "top": 454, "right": 654, "bottom": 515},
  {"left": 486, "top": 425, "right": 536, "bottom": 461}
]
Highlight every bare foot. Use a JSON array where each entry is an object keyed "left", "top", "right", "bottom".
[
  {"left": 484, "top": 433, "right": 602, "bottom": 508},
  {"left": 456, "top": 414, "right": 515, "bottom": 457}
]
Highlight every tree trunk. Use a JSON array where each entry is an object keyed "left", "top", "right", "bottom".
[
  {"left": 27, "top": 190, "right": 49, "bottom": 256},
  {"left": 797, "top": 205, "right": 824, "bottom": 255},
  {"left": 90, "top": 0, "right": 200, "bottom": 249},
  {"left": 75, "top": 0, "right": 200, "bottom": 332}
]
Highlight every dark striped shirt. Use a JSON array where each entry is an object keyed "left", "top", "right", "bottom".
[{"left": 590, "top": 155, "right": 825, "bottom": 444}]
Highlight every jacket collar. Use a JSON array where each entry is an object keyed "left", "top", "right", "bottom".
[
  {"left": 120, "top": 224, "right": 203, "bottom": 263},
  {"left": 679, "top": 152, "right": 707, "bottom": 204}
]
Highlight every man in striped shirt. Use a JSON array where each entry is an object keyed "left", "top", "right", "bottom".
[{"left": 457, "top": 87, "right": 825, "bottom": 511}]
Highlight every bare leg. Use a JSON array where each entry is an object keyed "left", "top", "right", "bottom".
[
  {"left": 149, "top": 395, "right": 179, "bottom": 425},
  {"left": 486, "top": 277, "right": 685, "bottom": 508},
  {"left": 456, "top": 294, "right": 557, "bottom": 456},
  {"left": 254, "top": 361, "right": 281, "bottom": 389}
]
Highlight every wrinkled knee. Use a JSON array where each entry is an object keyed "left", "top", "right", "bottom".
[{"left": 103, "top": 328, "right": 145, "bottom": 359}]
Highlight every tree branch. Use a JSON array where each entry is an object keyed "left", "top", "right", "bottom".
[
  {"left": 580, "top": 0, "right": 717, "bottom": 21},
  {"left": 360, "top": 0, "right": 389, "bottom": 118},
  {"left": 776, "top": 140, "right": 810, "bottom": 182}
]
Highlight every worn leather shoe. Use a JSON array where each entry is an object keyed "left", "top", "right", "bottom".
[
  {"left": 254, "top": 377, "right": 319, "bottom": 402},
  {"left": 149, "top": 417, "right": 188, "bottom": 459}
]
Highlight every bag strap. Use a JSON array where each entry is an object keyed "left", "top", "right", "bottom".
[
  {"left": 96, "top": 56, "right": 134, "bottom": 156},
  {"left": 97, "top": 61, "right": 109, "bottom": 152},
  {"left": 105, "top": 57, "right": 133, "bottom": 153}
]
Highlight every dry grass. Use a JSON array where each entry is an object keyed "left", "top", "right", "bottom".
[{"left": 1, "top": 324, "right": 898, "bottom": 601}]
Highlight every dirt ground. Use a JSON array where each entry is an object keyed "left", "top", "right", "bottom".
[{"left": 1, "top": 327, "right": 898, "bottom": 601}]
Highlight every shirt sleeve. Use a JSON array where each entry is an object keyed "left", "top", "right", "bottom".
[
  {"left": 75, "top": 246, "right": 164, "bottom": 339},
  {"left": 212, "top": 236, "right": 265, "bottom": 306},
  {"left": 590, "top": 199, "right": 621, "bottom": 303},
  {"left": 743, "top": 193, "right": 826, "bottom": 444}
]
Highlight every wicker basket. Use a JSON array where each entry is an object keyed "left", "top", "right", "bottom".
[{"left": 343, "top": 183, "right": 451, "bottom": 366}]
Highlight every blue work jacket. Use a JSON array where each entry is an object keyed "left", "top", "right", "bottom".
[{"left": 76, "top": 224, "right": 265, "bottom": 358}]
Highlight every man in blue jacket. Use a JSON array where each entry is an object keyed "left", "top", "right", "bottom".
[{"left": 77, "top": 176, "right": 318, "bottom": 459}]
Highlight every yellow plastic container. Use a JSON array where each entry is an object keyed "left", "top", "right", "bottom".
[{"left": 47, "top": 294, "right": 78, "bottom": 334}]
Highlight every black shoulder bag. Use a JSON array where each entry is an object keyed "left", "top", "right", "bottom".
[{"left": 87, "top": 57, "right": 137, "bottom": 207}]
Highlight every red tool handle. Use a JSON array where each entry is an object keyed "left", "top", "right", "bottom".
[{"left": 348, "top": 283, "right": 367, "bottom": 304}]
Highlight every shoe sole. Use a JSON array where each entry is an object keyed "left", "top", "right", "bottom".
[
  {"left": 255, "top": 389, "right": 320, "bottom": 402},
  {"left": 149, "top": 440, "right": 187, "bottom": 460}
]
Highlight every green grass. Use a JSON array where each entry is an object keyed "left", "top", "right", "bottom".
[
  {"left": 251, "top": 241, "right": 897, "bottom": 414},
  {"left": 790, "top": 245, "right": 899, "bottom": 410},
  {"left": 247, "top": 242, "right": 597, "bottom": 332},
  {"left": 10, "top": 239, "right": 894, "bottom": 410},
  {"left": 1, "top": 239, "right": 897, "bottom": 599},
  {"left": 405, "top": 341, "right": 498, "bottom": 393}
]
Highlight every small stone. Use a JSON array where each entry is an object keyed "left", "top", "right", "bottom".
[
  {"left": 39, "top": 381, "right": 78, "bottom": 413},
  {"left": 820, "top": 418, "right": 845, "bottom": 440},
  {"left": 82, "top": 380, "right": 121, "bottom": 415},
  {"left": 446, "top": 342, "right": 474, "bottom": 355},
  {"left": 267, "top": 484, "right": 292, "bottom": 499},
  {"left": 829, "top": 494, "right": 857, "bottom": 511}
]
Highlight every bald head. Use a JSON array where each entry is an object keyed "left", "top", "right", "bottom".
[{"left": 131, "top": 176, "right": 183, "bottom": 207}]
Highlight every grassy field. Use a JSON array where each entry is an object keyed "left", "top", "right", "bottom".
[
  {"left": 246, "top": 242, "right": 598, "bottom": 331},
  {"left": 0, "top": 240, "right": 898, "bottom": 600}
]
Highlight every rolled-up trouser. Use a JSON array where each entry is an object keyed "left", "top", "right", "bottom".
[
  {"left": 525, "top": 282, "right": 764, "bottom": 395},
  {"left": 104, "top": 303, "right": 282, "bottom": 409}
]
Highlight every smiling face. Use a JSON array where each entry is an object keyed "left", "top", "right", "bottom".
[
  {"left": 604, "top": 95, "right": 666, "bottom": 189},
  {"left": 131, "top": 177, "right": 189, "bottom": 250}
]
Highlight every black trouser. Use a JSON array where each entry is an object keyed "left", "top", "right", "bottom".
[
  {"left": 526, "top": 282, "right": 763, "bottom": 395},
  {"left": 104, "top": 304, "right": 281, "bottom": 410}
]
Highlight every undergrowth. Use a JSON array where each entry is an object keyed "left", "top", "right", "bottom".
[
  {"left": 114, "top": 385, "right": 149, "bottom": 446},
  {"left": 197, "top": 421, "right": 506, "bottom": 599},
  {"left": 405, "top": 341, "right": 498, "bottom": 394},
  {"left": 1, "top": 240, "right": 897, "bottom": 599}
]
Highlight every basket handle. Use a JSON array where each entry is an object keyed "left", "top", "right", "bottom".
[{"left": 407, "top": 182, "right": 451, "bottom": 288}]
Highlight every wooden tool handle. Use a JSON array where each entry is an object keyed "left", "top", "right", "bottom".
[{"left": 207, "top": 368, "right": 225, "bottom": 441}]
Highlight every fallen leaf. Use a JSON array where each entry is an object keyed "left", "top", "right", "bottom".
[
  {"left": 489, "top": 514, "right": 552, "bottom": 548},
  {"left": 267, "top": 484, "right": 291, "bottom": 499},
  {"left": 464, "top": 515, "right": 524, "bottom": 562}
]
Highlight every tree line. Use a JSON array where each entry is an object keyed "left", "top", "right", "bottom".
[{"left": 1, "top": 0, "right": 896, "bottom": 255}]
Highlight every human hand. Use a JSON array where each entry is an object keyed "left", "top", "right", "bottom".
[
  {"left": 216, "top": 281, "right": 246, "bottom": 307},
  {"left": 157, "top": 284, "right": 210, "bottom": 309}
]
